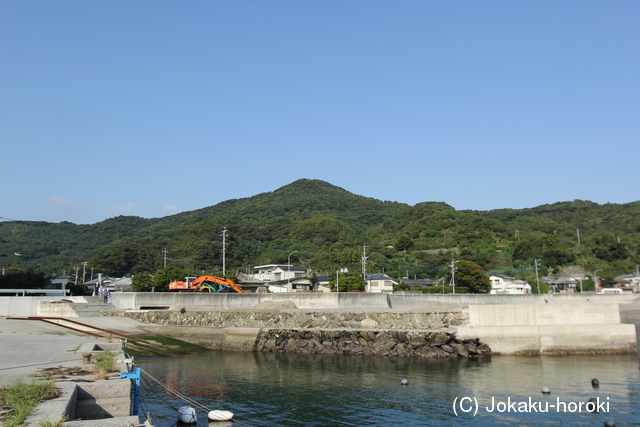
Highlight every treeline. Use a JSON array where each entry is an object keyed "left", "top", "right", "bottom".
[{"left": 0, "top": 179, "right": 638, "bottom": 286}]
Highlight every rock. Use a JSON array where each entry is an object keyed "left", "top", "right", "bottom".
[
  {"left": 477, "top": 343, "right": 491, "bottom": 354},
  {"left": 441, "top": 345, "right": 454, "bottom": 354},
  {"left": 464, "top": 342, "right": 478, "bottom": 355},
  {"left": 361, "top": 318, "right": 379, "bottom": 329},
  {"left": 450, "top": 343, "right": 469, "bottom": 357}
]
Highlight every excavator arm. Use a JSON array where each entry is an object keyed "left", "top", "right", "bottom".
[{"left": 190, "top": 275, "right": 249, "bottom": 293}]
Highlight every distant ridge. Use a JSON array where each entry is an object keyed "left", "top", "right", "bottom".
[{"left": 0, "top": 179, "right": 638, "bottom": 281}]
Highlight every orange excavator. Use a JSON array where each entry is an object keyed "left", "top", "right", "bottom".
[{"left": 168, "top": 275, "right": 251, "bottom": 293}]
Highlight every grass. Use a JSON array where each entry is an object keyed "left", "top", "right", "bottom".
[
  {"left": 125, "top": 334, "right": 207, "bottom": 358},
  {"left": 37, "top": 415, "right": 67, "bottom": 427},
  {"left": 0, "top": 381, "right": 59, "bottom": 427},
  {"left": 138, "top": 335, "right": 205, "bottom": 352},
  {"left": 93, "top": 351, "right": 115, "bottom": 380}
]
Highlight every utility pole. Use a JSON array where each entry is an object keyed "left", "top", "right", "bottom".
[
  {"left": 576, "top": 229, "right": 580, "bottom": 246},
  {"left": 221, "top": 227, "right": 227, "bottom": 276},
  {"left": 162, "top": 248, "right": 168, "bottom": 268},
  {"left": 449, "top": 260, "right": 459, "bottom": 294},
  {"left": 362, "top": 244, "right": 368, "bottom": 291},
  {"left": 82, "top": 262, "right": 87, "bottom": 284},
  {"left": 534, "top": 258, "right": 541, "bottom": 294}
]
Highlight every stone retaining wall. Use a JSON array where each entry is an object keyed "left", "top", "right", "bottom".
[
  {"left": 109, "top": 310, "right": 469, "bottom": 330},
  {"left": 255, "top": 329, "right": 491, "bottom": 358}
]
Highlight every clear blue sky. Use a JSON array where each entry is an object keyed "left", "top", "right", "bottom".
[{"left": 2, "top": 1, "right": 638, "bottom": 225}]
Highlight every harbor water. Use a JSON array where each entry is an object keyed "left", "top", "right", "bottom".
[{"left": 138, "top": 350, "right": 639, "bottom": 426}]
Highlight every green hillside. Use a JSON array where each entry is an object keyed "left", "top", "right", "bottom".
[{"left": 1, "top": 179, "right": 638, "bottom": 286}]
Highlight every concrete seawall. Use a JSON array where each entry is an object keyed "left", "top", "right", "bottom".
[
  {"left": 4, "top": 293, "right": 637, "bottom": 357},
  {"left": 2, "top": 292, "right": 637, "bottom": 316},
  {"left": 457, "top": 302, "right": 637, "bottom": 355},
  {"left": 107, "top": 292, "right": 638, "bottom": 312}
]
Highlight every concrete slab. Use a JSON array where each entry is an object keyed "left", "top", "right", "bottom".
[
  {"left": 0, "top": 316, "right": 149, "bottom": 387},
  {"left": 0, "top": 332, "right": 96, "bottom": 387}
]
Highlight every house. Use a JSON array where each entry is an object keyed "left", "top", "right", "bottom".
[
  {"left": 401, "top": 278, "right": 433, "bottom": 292},
  {"left": 316, "top": 275, "right": 333, "bottom": 293},
  {"left": 613, "top": 272, "right": 640, "bottom": 293},
  {"left": 545, "top": 267, "right": 589, "bottom": 293},
  {"left": 544, "top": 277, "right": 577, "bottom": 293},
  {"left": 489, "top": 274, "right": 531, "bottom": 294},
  {"left": 235, "top": 272, "right": 269, "bottom": 293},
  {"left": 84, "top": 276, "right": 116, "bottom": 295},
  {"left": 252, "top": 265, "right": 307, "bottom": 283},
  {"left": 50, "top": 276, "right": 73, "bottom": 290},
  {"left": 365, "top": 273, "right": 397, "bottom": 293},
  {"left": 107, "top": 277, "right": 133, "bottom": 292}
]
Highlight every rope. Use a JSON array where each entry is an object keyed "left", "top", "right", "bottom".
[
  {"left": 141, "top": 369, "right": 212, "bottom": 413},
  {"left": 139, "top": 368, "right": 257, "bottom": 427}
]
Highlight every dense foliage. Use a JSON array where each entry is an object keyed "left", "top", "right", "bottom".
[{"left": 0, "top": 179, "right": 638, "bottom": 288}]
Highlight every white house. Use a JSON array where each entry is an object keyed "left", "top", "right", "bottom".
[
  {"left": 613, "top": 272, "right": 640, "bottom": 293},
  {"left": 489, "top": 274, "right": 531, "bottom": 294},
  {"left": 252, "top": 265, "right": 307, "bottom": 283},
  {"left": 365, "top": 273, "right": 397, "bottom": 293}
]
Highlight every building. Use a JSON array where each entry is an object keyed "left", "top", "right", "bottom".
[
  {"left": 489, "top": 274, "right": 531, "bottom": 294},
  {"left": 401, "top": 278, "right": 433, "bottom": 292},
  {"left": 252, "top": 265, "right": 307, "bottom": 283},
  {"left": 316, "top": 275, "right": 332, "bottom": 293},
  {"left": 613, "top": 272, "right": 640, "bottom": 293},
  {"left": 365, "top": 273, "right": 397, "bottom": 293}
]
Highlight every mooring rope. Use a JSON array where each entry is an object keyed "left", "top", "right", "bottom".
[
  {"left": 139, "top": 368, "right": 256, "bottom": 427},
  {"left": 140, "top": 369, "right": 212, "bottom": 412}
]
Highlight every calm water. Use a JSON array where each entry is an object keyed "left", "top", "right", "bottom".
[{"left": 138, "top": 350, "right": 640, "bottom": 427}]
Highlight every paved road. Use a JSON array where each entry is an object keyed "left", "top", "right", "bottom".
[{"left": 0, "top": 317, "right": 149, "bottom": 387}]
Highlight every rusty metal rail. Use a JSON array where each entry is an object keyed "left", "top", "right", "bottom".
[{"left": 8, "top": 316, "right": 190, "bottom": 355}]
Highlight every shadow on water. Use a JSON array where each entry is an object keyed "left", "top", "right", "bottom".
[{"left": 138, "top": 350, "right": 639, "bottom": 426}]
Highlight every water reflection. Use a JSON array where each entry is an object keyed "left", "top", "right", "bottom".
[{"left": 139, "top": 351, "right": 639, "bottom": 426}]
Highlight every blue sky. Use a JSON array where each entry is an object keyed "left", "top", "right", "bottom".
[{"left": 1, "top": 1, "right": 638, "bottom": 224}]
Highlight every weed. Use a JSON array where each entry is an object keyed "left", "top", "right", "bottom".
[
  {"left": 0, "top": 381, "right": 58, "bottom": 427},
  {"left": 93, "top": 351, "right": 115, "bottom": 379},
  {"left": 37, "top": 414, "right": 67, "bottom": 427}
]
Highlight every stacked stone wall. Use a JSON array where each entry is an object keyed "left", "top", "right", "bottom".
[
  {"left": 255, "top": 329, "right": 491, "bottom": 358},
  {"left": 109, "top": 310, "right": 469, "bottom": 330}
]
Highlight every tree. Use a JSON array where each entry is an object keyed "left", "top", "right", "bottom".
[
  {"left": 453, "top": 260, "right": 490, "bottom": 293},
  {"left": 329, "top": 273, "right": 365, "bottom": 292},
  {"left": 132, "top": 272, "right": 154, "bottom": 292},
  {"left": 593, "top": 243, "right": 630, "bottom": 262},
  {"left": 395, "top": 235, "right": 414, "bottom": 252},
  {"left": 541, "top": 249, "right": 575, "bottom": 268},
  {"left": 66, "top": 281, "right": 88, "bottom": 296},
  {"left": 153, "top": 266, "right": 187, "bottom": 292},
  {"left": 0, "top": 269, "right": 49, "bottom": 289}
]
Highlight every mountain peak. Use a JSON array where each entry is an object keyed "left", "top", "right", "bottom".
[{"left": 273, "top": 179, "right": 350, "bottom": 195}]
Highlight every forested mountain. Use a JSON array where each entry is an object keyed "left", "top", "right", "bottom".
[{"left": 1, "top": 179, "right": 638, "bottom": 285}]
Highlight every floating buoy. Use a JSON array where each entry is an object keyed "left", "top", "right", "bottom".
[
  {"left": 541, "top": 387, "right": 551, "bottom": 394},
  {"left": 208, "top": 410, "right": 234, "bottom": 421},
  {"left": 592, "top": 378, "right": 600, "bottom": 388},
  {"left": 178, "top": 406, "right": 197, "bottom": 424},
  {"left": 400, "top": 379, "right": 408, "bottom": 386},
  {"left": 604, "top": 420, "right": 615, "bottom": 427}
]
